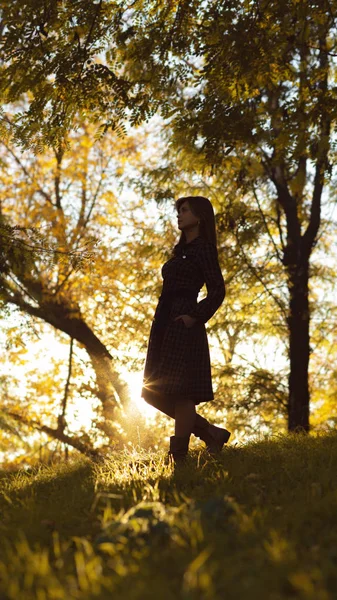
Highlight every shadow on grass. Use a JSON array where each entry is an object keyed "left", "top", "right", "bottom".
[
  {"left": 0, "top": 459, "right": 98, "bottom": 554},
  {"left": 1, "top": 433, "right": 337, "bottom": 600}
]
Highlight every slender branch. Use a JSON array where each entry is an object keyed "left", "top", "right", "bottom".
[
  {"left": 55, "top": 167, "right": 106, "bottom": 295},
  {"left": 5, "top": 273, "right": 40, "bottom": 305},
  {"left": 1, "top": 227, "right": 96, "bottom": 258},
  {"left": 260, "top": 154, "right": 294, "bottom": 244},
  {"left": 263, "top": 89, "right": 301, "bottom": 245},
  {"left": 5, "top": 410, "right": 101, "bottom": 461},
  {"left": 82, "top": 171, "right": 104, "bottom": 229},
  {"left": 76, "top": 0, "right": 104, "bottom": 80},
  {"left": 58, "top": 337, "right": 74, "bottom": 432},
  {"left": 234, "top": 229, "right": 288, "bottom": 320},
  {"left": 252, "top": 186, "right": 283, "bottom": 262},
  {"left": 70, "top": 167, "right": 105, "bottom": 246},
  {"left": 54, "top": 146, "right": 64, "bottom": 210},
  {"left": 69, "top": 153, "right": 113, "bottom": 249},
  {"left": 53, "top": 266, "right": 76, "bottom": 296},
  {"left": 84, "top": 0, "right": 103, "bottom": 50},
  {"left": 1, "top": 288, "right": 58, "bottom": 323},
  {"left": 275, "top": 201, "right": 286, "bottom": 251},
  {"left": 303, "top": 35, "right": 331, "bottom": 258},
  {"left": 1, "top": 140, "right": 55, "bottom": 206}
]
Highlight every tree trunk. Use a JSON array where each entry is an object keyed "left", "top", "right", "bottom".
[
  {"left": 287, "top": 258, "right": 310, "bottom": 432},
  {"left": 54, "top": 314, "right": 131, "bottom": 438},
  {"left": 3, "top": 292, "right": 132, "bottom": 439}
]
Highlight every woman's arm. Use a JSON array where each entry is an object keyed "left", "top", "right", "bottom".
[{"left": 188, "top": 242, "right": 225, "bottom": 323}]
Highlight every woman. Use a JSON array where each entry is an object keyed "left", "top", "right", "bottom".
[{"left": 141, "top": 196, "right": 231, "bottom": 465}]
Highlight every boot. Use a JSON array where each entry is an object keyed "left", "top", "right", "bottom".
[
  {"left": 168, "top": 435, "right": 190, "bottom": 466},
  {"left": 193, "top": 416, "right": 231, "bottom": 455}
]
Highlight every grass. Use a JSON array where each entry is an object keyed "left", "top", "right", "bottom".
[{"left": 1, "top": 433, "right": 337, "bottom": 599}]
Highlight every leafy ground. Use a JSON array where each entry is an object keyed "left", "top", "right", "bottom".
[{"left": 0, "top": 433, "right": 337, "bottom": 600}]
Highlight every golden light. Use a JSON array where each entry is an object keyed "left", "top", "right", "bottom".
[{"left": 123, "top": 370, "right": 158, "bottom": 423}]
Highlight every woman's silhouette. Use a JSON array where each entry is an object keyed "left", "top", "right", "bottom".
[{"left": 142, "top": 196, "right": 231, "bottom": 465}]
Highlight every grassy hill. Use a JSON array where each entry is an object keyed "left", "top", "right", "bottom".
[{"left": 1, "top": 433, "right": 337, "bottom": 600}]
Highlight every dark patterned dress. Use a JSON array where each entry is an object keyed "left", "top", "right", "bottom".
[{"left": 141, "top": 236, "right": 225, "bottom": 406}]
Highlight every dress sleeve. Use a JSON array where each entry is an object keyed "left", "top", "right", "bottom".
[{"left": 189, "top": 242, "right": 226, "bottom": 323}]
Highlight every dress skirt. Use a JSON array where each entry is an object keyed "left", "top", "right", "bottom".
[{"left": 142, "top": 297, "right": 214, "bottom": 406}]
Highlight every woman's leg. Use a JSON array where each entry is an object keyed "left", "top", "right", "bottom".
[
  {"left": 145, "top": 394, "right": 230, "bottom": 454},
  {"left": 144, "top": 394, "right": 209, "bottom": 431},
  {"left": 145, "top": 394, "right": 175, "bottom": 418},
  {"left": 174, "top": 398, "right": 196, "bottom": 437}
]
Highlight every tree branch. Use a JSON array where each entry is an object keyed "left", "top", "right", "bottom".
[
  {"left": 1, "top": 139, "right": 55, "bottom": 206},
  {"left": 54, "top": 146, "right": 64, "bottom": 210},
  {"left": 252, "top": 186, "right": 284, "bottom": 263},
  {"left": 57, "top": 337, "right": 73, "bottom": 433},
  {"left": 234, "top": 228, "right": 288, "bottom": 321},
  {"left": 303, "top": 35, "right": 331, "bottom": 258},
  {"left": 6, "top": 410, "right": 102, "bottom": 461},
  {"left": 275, "top": 201, "right": 286, "bottom": 251}
]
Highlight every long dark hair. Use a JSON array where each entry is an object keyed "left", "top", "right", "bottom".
[{"left": 173, "top": 196, "right": 217, "bottom": 255}]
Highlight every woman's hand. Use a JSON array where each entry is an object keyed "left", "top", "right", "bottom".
[{"left": 174, "top": 314, "right": 197, "bottom": 328}]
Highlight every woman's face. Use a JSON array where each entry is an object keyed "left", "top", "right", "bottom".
[{"left": 177, "top": 201, "right": 199, "bottom": 231}]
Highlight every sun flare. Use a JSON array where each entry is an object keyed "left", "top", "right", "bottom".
[{"left": 124, "top": 370, "right": 157, "bottom": 422}]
